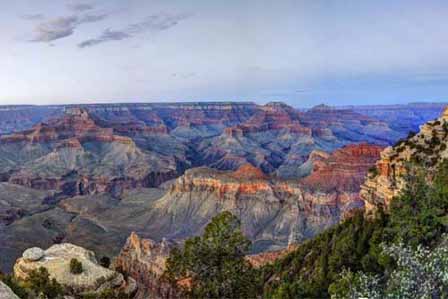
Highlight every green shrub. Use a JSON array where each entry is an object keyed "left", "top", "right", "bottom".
[
  {"left": 70, "top": 258, "right": 83, "bottom": 275},
  {"left": 26, "top": 267, "right": 64, "bottom": 299},
  {"left": 165, "top": 211, "right": 259, "bottom": 299}
]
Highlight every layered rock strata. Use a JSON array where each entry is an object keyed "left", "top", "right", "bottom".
[
  {"left": 142, "top": 143, "right": 382, "bottom": 251},
  {"left": 361, "top": 106, "right": 448, "bottom": 211}
]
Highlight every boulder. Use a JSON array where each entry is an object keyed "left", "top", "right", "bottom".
[
  {"left": 22, "top": 247, "right": 44, "bottom": 262},
  {"left": 14, "top": 243, "right": 134, "bottom": 295}
]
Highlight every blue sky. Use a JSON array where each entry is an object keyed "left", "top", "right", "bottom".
[{"left": 0, "top": 0, "right": 448, "bottom": 107}]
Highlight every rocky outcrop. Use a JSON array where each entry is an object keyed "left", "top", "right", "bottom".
[
  {"left": 114, "top": 232, "right": 180, "bottom": 299},
  {"left": 14, "top": 243, "right": 136, "bottom": 296},
  {"left": 361, "top": 106, "right": 448, "bottom": 211},
  {"left": 0, "top": 281, "right": 20, "bottom": 299}
]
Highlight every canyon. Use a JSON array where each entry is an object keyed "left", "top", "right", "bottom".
[{"left": 0, "top": 101, "right": 445, "bottom": 275}]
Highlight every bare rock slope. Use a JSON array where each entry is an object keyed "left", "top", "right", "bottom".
[{"left": 361, "top": 106, "right": 448, "bottom": 211}]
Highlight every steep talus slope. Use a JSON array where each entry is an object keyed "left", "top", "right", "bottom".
[{"left": 361, "top": 106, "right": 448, "bottom": 211}]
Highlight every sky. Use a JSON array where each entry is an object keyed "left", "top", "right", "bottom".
[{"left": 0, "top": 0, "right": 448, "bottom": 107}]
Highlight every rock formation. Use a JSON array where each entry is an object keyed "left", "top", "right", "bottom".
[
  {"left": 114, "top": 232, "right": 180, "bottom": 299},
  {"left": 140, "top": 143, "right": 381, "bottom": 252},
  {"left": 301, "top": 143, "right": 384, "bottom": 192},
  {"left": 0, "top": 108, "right": 178, "bottom": 196},
  {"left": 113, "top": 232, "right": 298, "bottom": 299},
  {"left": 1, "top": 101, "right": 444, "bottom": 275},
  {"left": 361, "top": 106, "right": 448, "bottom": 211},
  {"left": 14, "top": 243, "right": 136, "bottom": 296}
]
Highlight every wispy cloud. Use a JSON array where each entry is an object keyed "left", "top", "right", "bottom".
[
  {"left": 21, "top": 14, "right": 45, "bottom": 21},
  {"left": 78, "top": 13, "right": 191, "bottom": 48},
  {"left": 68, "top": 3, "right": 94, "bottom": 12},
  {"left": 78, "top": 29, "right": 131, "bottom": 48},
  {"left": 30, "top": 14, "right": 108, "bottom": 42}
]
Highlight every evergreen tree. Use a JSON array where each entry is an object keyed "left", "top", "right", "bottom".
[{"left": 165, "top": 211, "right": 260, "bottom": 298}]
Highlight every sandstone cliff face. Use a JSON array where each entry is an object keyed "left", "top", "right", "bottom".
[
  {"left": 140, "top": 144, "right": 381, "bottom": 252},
  {"left": 361, "top": 107, "right": 448, "bottom": 211},
  {"left": 14, "top": 243, "right": 136, "bottom": 296},
  {"left": 301, "top": 143, "right": 384, "bottom": 192},
  {"left": 114, "top": 232, "right": 180, "bottom": 299}
]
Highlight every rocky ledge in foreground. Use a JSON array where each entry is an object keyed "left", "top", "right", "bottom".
[{"left": 14, "top": 243, "right": 136, "bottom": 297}]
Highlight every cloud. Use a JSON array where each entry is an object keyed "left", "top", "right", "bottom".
[
  {"left": 79, "top": 14, "right": 108, "bottom": 23},
  {"left": 127, "top": 13, "right": 191, "bottom": 34},
  {"left": 68, "top": 3, "right": 94, "bottom": 12},
  {"left": 78, "top": 29, "right": 131, "bottom": 48},
  {"left": 21, "top": 14, "right": 45, "bottom": 21},
  {"left": 30, "top": 14, "right": 108, "bottom": 43},
  {"left": 78, "top": 13, "right": 190, "bottom": 48}
]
